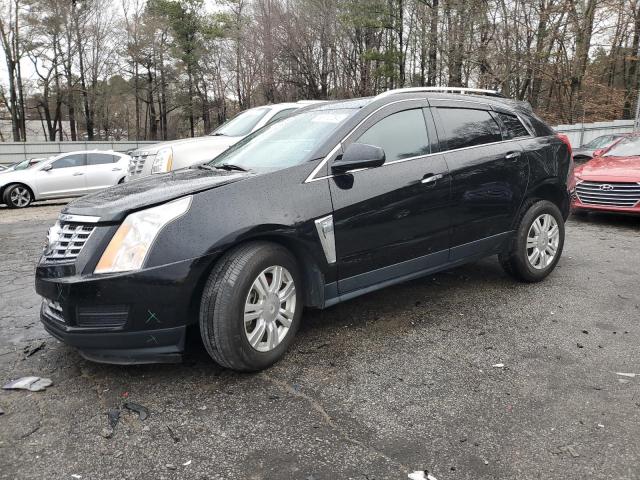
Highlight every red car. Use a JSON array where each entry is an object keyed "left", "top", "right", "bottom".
[{"left": 572, "top": 134, "right": 640, "bottom": 215}]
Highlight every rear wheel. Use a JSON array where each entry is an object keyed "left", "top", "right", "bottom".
[
  {"left": 199, "top": 242, "right": 302, "bottom": 371},
  {"left": 3, "top": 184, "right": 32, "bottom": 209},
  {"left": 499, "top": 200, "right": 565, "bottom": 282}
]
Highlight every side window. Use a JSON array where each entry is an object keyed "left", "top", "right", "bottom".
[
  {"left": 437, "top": 108, "right": 502, "bottom": 150},
  {"left": 354, "top": 109, "right": 429, "bottom": 162},
  {"left": 495, "top": 112, "right": 530, "bottom": 139},
  {"left": 87, "top": 153, "right": 116, "bottom": 166},
  {"left": 266, "top": 108, "right": 297, "bottom": 125},
  {"left": 51, "top": 154, "right": 85, "bottom": 169}
]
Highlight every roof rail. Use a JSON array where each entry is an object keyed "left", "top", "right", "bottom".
[{"left": 376, "top": 87, "right": 504, "bottom": 99}]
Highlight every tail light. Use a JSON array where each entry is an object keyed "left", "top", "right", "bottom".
[
  {"left": 557, "top": 134, "right": 573, "bottom": 158},
  {"left": 557, "top": 134, "right": 576, "bottom": 189}
]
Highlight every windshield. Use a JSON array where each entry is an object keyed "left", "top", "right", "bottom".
[
  {"left": 211, "top": 107, "right": 270, "bottom": 137},
  {"left": 12, "top": 159, "right": 41, "bottom": 170},
  {"left": 582, "top": 135, "right": 617, "bottom": 149},
  {"left": 603, "top": 137, "right": 640, "bottom": 157},
  {"left": 208, "top": 108, "right": 356, "bottom": 172}
]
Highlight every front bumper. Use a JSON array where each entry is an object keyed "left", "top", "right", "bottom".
[{"left": 36, "top": 256, "right": 215, "bottom": 364}]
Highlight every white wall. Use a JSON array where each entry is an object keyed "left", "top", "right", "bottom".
[{"left": 553, "top": 119, "right": 635, "bottom": 147}]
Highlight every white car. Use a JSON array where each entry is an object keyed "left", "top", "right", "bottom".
[
  {"left": 0, "top": 150, "right": 130, "bottom": 209},
  {"left": 127, "top": 101, "right": 320, "bottom": 180}
]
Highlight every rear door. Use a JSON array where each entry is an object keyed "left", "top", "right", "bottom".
[
  {"left": 85, "top": 153, "right": 124, "bottom": 192},
  {"left": 329, "top": 99, "right": 451, "bottom": 294},
  {"left": 35, "top": 153, "right": 87, "bottom": 198},
  {"left": 431, "top": 101, "right": 529, "bottom": 260}
]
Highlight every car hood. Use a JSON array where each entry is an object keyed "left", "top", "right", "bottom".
[
  {"left": 63, "top": 168, "right": 252, "bottom": 222},
  {"left": 578, "top": 156, "right": 640, "bottom": 179},
  {"left": 136, "top": 135, "right": 242, "bottom": 154}
]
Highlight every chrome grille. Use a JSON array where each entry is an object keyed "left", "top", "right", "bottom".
[
  {"left": 42, "top": 299, "right": 65, "bottom": 323},
  {"left": 43, "top": 222, "right": 95, "bottom": 263},
  {"left": 575, "top": 181, "right": 640, "bottom": 208},
  {"left": 129, "top": 152, "right": 152, "bottom": 175}
]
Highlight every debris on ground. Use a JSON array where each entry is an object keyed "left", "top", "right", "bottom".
[
  {"left": 165, "top": 464, "right": 176, "bottom": 470},
  {"left": 492, "top": 363, "right": 505, "bottom": 368},
  {"left": 108, "top": 408, "right": 120, "bottom": 429},
  {"left": 123, "top": 401, "right": 149, "bottom": 420},
  {"left": 3, "top": 376, "right": 53, "bottom": 392},
  {"left": 0, "top": 406, "right": 4, "bottom": 415},
  {"left": 71, "top": 475, "right": 82, "bottom": 479},
  {"left": 182, "top": 460, "right": 192, "bottom": 466},
  {"left": 616, "top": 372, "right": 637, "bottom": 378},
  {"left": 408, "top": 471, "right": 438, "bottom": 480},
  {"left": 553, "top": 445, "right": 580, "bottom": 458},
  {"left": 167, "top": 425, "right": 180, "bottom": 443},
  {"left": 577, "top": 343, "right": 584, "bottom": 348},
  {"left": 23, "top": 341, "right": 45, "bottom": 358}
]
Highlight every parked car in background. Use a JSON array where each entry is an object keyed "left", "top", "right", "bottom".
[
  {"left": 572, "top": 134, "right": 630, "bottom": 163},
  {"left": 1, "top": 157, "right": 47, "bottom": 173},
  {"left": 0, "top": 150, "right": 130, "bottom": 208},
  {"left": 36, "top": 88, "right": 571, "bottom": 371},
  {"left": 127, "top": 101, "right": 320, "bottom": 180},
  {"left": 572, "top": 135, "right": 640, "bottom": 216}
]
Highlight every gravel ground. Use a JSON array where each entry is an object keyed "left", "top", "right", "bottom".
[{"left": 0, "top": 201, "right": 639, "bottom": 480}]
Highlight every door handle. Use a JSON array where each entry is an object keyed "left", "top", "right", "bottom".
[
  {"left": 505, "top": 151, "right": 521, "bottom": 159},
  {"left": 112, "top": 168, "right": 122, "bottom": 171},
  {"left": 72, "top": 172, "right": 84, "bottom": 176},
  {"left": 421, "top": 173, "right": 443, "bottom": 185}
]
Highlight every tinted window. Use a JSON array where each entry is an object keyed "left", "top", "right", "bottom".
[
  {"left": 355, "top": 109, "right": 429, "bottom": 162},
  {"left": 495, "top": 112, "right": 530, "bottom": 139},
  {"left": 87, "top": 153, "right": 117, "bottom": 165},
  {"left": 438, "top": 108, "right": 502, "bottom": 150},
  {"left": 51, "top": 154, "right": 85, "bottom": 169}
]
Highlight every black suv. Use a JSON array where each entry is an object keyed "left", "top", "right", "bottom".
[{"left": 36, "top": 88, "right": 572, "bottom": 371}]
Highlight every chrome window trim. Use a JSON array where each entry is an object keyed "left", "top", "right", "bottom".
[
  {"left": 308, "top": 138, "right": 525, "bottom": 182},
  {"left": 305, "top": 98, "right": 533, "bottom": 183},
  {"left": 304, "top": 98, "right": 427, "bottom": 183},
  {"left": 59, "top": 214, "right": 101, "bottom": 223}
]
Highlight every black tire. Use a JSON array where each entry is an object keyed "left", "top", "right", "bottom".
[
  {"left": 499, "top": 199, "right": 565, "bottom": 283},
  {"left": 2, "top": 183, "right": 32, "bottom": 209},
  {"left": 199, "top": 241, "right": 303, "bottom": 371}
]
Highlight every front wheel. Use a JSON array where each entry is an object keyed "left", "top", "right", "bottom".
[
  {"left": 499, "top": 199, "right": 565, "bottom": 282},
  {"left": 199, "top": 242, "right": 302, "bottom": 371},
  {"left": 3, "top": 184, "right": 32, "bottom": 209}
]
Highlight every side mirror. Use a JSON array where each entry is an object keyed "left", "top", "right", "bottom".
[
  {"left": 331, "top": 143, "right": 385, "bottom": 173},
  {"left": 592, "top": 149, "right": 605, "bottom": 158},
  {"left": 42, "top": 164, "right": 53, "bottom": 171}
]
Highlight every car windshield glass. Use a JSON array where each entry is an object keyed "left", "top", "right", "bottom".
[
  {"left": 13, "top": 159, "right": 39, "bottom": 170},
  {"left": 208, "top": 109, "right": 356, "bottom": 172},
  {"left": 211, "top": 107, "right": 270, "bottom": 137},
  {"left": 582, "top": 135, "right": 615, "bottom": 149},
  {"left": 603, "top": 137, "right": 640, "bottom": 157}
]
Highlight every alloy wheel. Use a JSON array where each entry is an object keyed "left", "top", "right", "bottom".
[
  {"left": 243, "top": 265, "right": 296, "bottom": 352},
  {"left": 10, "top": 187, "right": 31, "bottom": 208},
  {"left": 526, "top": 213, "right": 559, "bottom": 270}
]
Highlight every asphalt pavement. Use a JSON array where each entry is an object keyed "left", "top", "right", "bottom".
[{"left": 0, "top": 201, "right": 639, "bottom": 480}]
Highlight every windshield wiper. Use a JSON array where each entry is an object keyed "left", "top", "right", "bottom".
[
  {"left": 211, "top": 132, "right": 226, "bottom": 136},
  {"left": 215, "top": 163, "right": 250, "bottom": 172},
  {"left": 197, "top": 164, "right": 216, "bottom": 171}
]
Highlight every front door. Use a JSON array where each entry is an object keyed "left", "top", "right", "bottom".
[
  {"left": 329, "top": 100, "right": 451, "bottom": 294},
  {"left": 431, "top": 102, "right": 529, "bottom": 260},
  {"left": 35, "top": 154, "right": 87, "bottom": 198},
  {"left": 85, "top": 152, "right": 123, "bottom": 192}
]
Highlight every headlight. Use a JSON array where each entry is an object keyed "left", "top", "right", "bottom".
[
  {"left": 151, "top": 148, "right": 173, "bottom": 174},
  {"left": 94, "top": 196, "right": 192, "bottom": 274}
]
